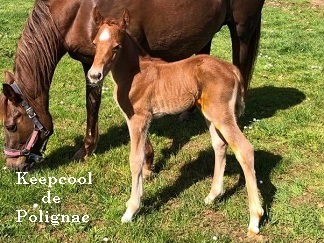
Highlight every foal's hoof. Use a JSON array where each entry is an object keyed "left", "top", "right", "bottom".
[
  {"left": 204, "top": 195, "right": 215, "bottom": 205},
  {"left": 121, "top": 211, "right": 133, "bottom": 223},
  {"left": 204, "top": 190, "right": 224, "bottom": 205},
  {"left": 142, "top": 168, "right": 155, "bottom": 180},
  {"left": 121, "top": 205, "right": 140, "bottom": 223},
  {"left": 247, "top": 226, "right": 260, "bottom": 237}
]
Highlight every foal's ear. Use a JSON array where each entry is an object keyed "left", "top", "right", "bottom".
[
  {"left": 93, "top": 6, "right": 103, "bottom": 26},
  {"left": 120, "top": 9, "right": 130, "bottom": 29}
]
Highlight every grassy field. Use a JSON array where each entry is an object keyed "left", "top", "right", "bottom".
[{"left": 0, "top": 0, "right": 323, "bottom": 242}]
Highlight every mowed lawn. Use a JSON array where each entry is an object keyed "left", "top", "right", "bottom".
[{"left": 0, "top": 0, "right": 323, "bottom": 242}]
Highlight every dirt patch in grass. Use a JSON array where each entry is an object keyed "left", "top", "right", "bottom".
[
  {"left": 197, "top": 209, "right": 266, "bottom": 242},
  {"left": 290, "top": 185, "right": 324, "bottom": 209},
  {"left": 265, "top": 1, "right": 296, "bottom": 8},
  {"left": 266, "top": 0, "right": 324, "bottom": 9},
  {"left": 50, "top": 230, "right": 87, "bottom": 242},
  {"left": 61, "top": 201, "right": 90, "bottom": 215},
  {"left": 310, "top": 0, "right": 324, "bottom": 8}
]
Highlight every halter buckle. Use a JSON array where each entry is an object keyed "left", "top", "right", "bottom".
[
  {"left": 21, "top": 149, "right": 31, "bottom": 156},
  {"left": 26, "top": 107, "right": 36, "bottom": 119}
]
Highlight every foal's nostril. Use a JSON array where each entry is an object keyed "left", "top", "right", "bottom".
[{"left": 90, "top": 72, "right": 102, "bottom": 81}]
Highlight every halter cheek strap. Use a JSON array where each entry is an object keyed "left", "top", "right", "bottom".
[{"left": 3, "top": 82, "right": 51, "bottom": 161}]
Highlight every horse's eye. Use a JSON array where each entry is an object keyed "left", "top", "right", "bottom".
[
  {"left": 6, "top": 124, "right": 17, "bottom": 132},
  {"left": 113, "top": 44, "right": 122, "bottom": 50}
]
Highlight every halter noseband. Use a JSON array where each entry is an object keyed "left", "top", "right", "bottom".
[{"left": 4, "top": 82, "right": 51, "bottom": 162}]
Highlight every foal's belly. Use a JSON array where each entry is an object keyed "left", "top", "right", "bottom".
[
  {"left": 152, "top": 99, "right": 194, "bottom": 118},
  {"left": 151, "top": 76, "right": 198, "bottom": 118}
]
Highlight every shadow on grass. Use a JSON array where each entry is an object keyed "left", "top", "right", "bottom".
[
  {"left": 142, "top": 149, "right": 281, "bottom": 227},
  {"left": 37, "top": 136, "right": 84, "bottom": 170},
  {"left": 241, "top": 85, "right": 306, "bottom": 126}
]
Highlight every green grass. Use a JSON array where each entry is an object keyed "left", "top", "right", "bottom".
[{"left": 0, "top": 0, "right": 323, "bottom": 242}]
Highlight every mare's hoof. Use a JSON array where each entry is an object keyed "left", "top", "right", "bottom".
[{"left": 72, "top": 147, "right": 87, "bottom": 161}]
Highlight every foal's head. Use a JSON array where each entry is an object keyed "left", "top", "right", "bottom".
[{"left": 87, "top": 7, "right": 130, "bottom": 85}]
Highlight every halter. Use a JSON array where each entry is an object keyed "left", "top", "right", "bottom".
[{"left": 4, "top": 82, "right": 51, "bottom": 162}]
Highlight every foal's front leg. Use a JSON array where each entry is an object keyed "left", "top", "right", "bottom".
[{"left": 121, "top": 114, "right": 150, "bottom": 222}]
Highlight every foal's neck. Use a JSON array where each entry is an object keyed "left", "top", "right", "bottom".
[{"left": 111, "top": 33, "right": 158, "bottom": 82}]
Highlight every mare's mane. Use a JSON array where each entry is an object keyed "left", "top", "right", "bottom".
[{"left": 13, "top": 0, "right": 63, "bottom": 107}]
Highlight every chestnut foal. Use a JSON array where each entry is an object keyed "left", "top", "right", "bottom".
[{"left": 88, "top": 9, "right": 263, "bottom": 236}]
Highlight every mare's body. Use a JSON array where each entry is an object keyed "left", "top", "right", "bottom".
[
  {"left": 88, "top": 10, "right": 263, "bottom": 236},
  {"left": 1, "top": 0, "right": 264, "bottom": 171}
]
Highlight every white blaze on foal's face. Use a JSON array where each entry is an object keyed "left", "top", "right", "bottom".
[{"left": 99, "top": 28, "right": 111, "bottom": 42}]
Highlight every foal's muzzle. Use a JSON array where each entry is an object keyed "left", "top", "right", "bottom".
[{"left": 87, "top": 68, "right": 104, "bottom": 87}]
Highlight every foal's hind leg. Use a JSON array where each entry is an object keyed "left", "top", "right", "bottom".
[
  {"left": 204, "top": 119, "right": 226, "bottom": 204},
  {"left": 216, "top": 119, "right": 263, "bottom": 236}
]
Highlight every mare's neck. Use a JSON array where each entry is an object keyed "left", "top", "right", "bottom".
[
  {"left": 12, "top": 0, "right": 66, "bottom": 130},
  {"left": 13, "top": 0, "right": 65, "bottom": 104}
]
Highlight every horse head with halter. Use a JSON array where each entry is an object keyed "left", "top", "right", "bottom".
[{"left": 1, "top": 71, "right": 52, "bottom": 171}]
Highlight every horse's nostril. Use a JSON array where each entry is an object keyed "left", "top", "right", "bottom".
[{"left": 90, "top": 72, "right": 102, "bottom": 81}]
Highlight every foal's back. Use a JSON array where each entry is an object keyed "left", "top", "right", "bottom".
[{"left": 131, "top": 54, "right": 243, "bottom": 118}]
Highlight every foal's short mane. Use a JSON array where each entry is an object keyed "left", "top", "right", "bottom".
[
  {"left": 125, "top": 31, "right": 151, "bottom": 59},
  {"left": 103, "top": 18, "right": 118, "bottom": 25},
  {"left": 14, "top": 0, "right": 63, "bottom": 104}
]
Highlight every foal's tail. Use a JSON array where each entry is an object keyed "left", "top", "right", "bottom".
[{"left": 233, "top": 67, "right": 245, "bottom": 118}]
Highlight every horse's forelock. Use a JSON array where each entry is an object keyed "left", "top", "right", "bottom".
[{"left": 103, "top": 18, "right": 118, "bottom": 26}]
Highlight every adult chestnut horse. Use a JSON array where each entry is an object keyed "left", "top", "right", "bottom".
[{"left": 1, "top": 0, "right": 264, "bottom": 170}]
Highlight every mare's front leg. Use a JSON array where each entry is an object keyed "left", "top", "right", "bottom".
[
  {"left": 121, "top": 114, "right": 151, "bottom": 222},
  {"left": 73, "top": 63, "right": 102, "bottom": 160}
]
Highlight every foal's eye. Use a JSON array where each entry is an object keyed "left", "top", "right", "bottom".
[
  {"left": 6, "top": 124, "right": 17, "bottom": 132},
  {"left": 113, "top": 44, "right": 122, "bottom": 50}
]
